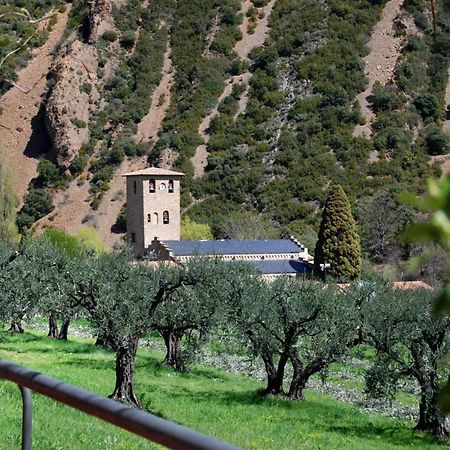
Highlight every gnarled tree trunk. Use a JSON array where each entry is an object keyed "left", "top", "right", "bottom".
[
  {"left": 261, "top": 349, "right": 288, "bottom": 396},
  {"left": 9, "top": 321, "right": 24, "bottom": 333},
  {"left": 161, "top": 329, "right": 184, "bottom": 370},
  {"left": 288, "top": 355, "right": 327, "bottom": 401},
  {"left": 58, "top": 318, "right": 70, "bottom": 340},
  {"left": 415, "top": 373, "right": 449, "bottom": 437},
  {"left": 288, "top": 354, "right": 307, "bottom": 400},
  {"left": 109, "top": 335, "right": 140, "bottom": 407},
  {"left": 47, "top": 314, "right": 58, "bottom": 338}
]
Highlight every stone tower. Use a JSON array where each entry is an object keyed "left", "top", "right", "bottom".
[{"left": 123, "top": 167, "right": 184, "bottom": 257}]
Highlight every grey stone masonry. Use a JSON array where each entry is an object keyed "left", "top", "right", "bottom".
[{"left": 123, "top": 168, "right": 184, "bottom": 257}]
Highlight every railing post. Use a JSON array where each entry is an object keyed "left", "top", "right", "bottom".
[{"left": 19, "top": 385, "right": 32, "bottom": 450}]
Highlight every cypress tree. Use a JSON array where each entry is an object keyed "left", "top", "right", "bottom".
[
  {"left": 0, "top": 154, "right": 19, "bottom": 243},
  {"left": 314, "top": 185, "right": 361, "bottom": 280}
]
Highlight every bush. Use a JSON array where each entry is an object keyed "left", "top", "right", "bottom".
[
  {"left": 101, "top": 30, "right": 118, "bottom": 42},
  {"left": 414, "top": 93, "right": 441, "bottom": 121},
  {"left": 17, "top": 189, "right": 54, "bottom": 232},
  {"left": 36, "top": 160, "right": 60, "bottom": 187},
  {"left": 424, "top": 125, "right": 450, "bottom": 156}
]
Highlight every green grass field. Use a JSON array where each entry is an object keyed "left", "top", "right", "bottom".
[{"left": 0, "top": 331, "right": 449, "bottom": 450}]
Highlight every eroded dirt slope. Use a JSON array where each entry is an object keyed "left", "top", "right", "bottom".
[
  {"left": 0, "top": 7, "right": 71, "bottom": 205},
  {"left": 353, "top": 0, "right": 413, "bottom": 138}
]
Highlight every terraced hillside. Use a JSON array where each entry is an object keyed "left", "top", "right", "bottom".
[{"left": 1, "top": 0, "right": 450, "bottom": 277}]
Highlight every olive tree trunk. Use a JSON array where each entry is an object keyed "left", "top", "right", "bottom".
[
  {"left": 161, "top": 329, "right": 184, "bottom": 371},
  {"left": 109, "top": 335, "right": 140, "bottom": 407},
  {"left": 58, "top": 319, "right": 70, "bottom": 340},
  {"left": 414, "top": 371, "right": 449, "bottom": 437},
  {"left": 47, "top": 315, "right": 58, "bottom": 338},
  {"left": 9, "top": 321, "right": 23, "bottom": 333},
  {"left": 261, "top": 349, "right": 288, "bottom": 396},
  {"left": 288, "top": 355, "right": 327, "bottom": 401}
]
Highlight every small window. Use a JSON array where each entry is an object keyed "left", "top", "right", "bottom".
[
  {"left": 160, "top": 182, "right": 166, "bottom": 191},
  {"left": 133, "top": 180, "right": 137, "bottom": 194},
  {"left": 153, "top": 212, "right": 159, "bottom": 224},
  {"left": 168, "top": 180, "right": 174, "bottom": 193},
  {"left": 147, "top": 214, "right": 151, "bottom": 223},
  {"left": 149, "top": 179, "right": 155, "bottom": 193},
  {"left": 163, "top": 210, "right": 169, "bottom": 224},
  {"left": 131, "top": 232, "right": 136, "bottom": 243}
]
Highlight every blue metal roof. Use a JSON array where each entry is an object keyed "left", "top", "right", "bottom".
[
  {"left": 163, "top": 239, "right": 303, "bottom": 256},
  {"left": 249, "top": 259, "right": 312, "bottom": 275}
]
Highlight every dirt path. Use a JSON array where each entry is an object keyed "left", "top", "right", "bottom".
[
  {"left": 353, "top": 0, "right": 405, "bottom": 138},
  {"left": 235, "top": 0, "right": 276, "bottom": 61},
  {"left": 0, "top": 7, "right": 71, "bottom": 205},
  {"left": 191, "top": 0, "right": 276, "bottom": 179},
  {"left": 135, "top": 40, "right": 174, "bottom": 143}
]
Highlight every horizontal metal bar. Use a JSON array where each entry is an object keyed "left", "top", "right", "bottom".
[{"left": 0, "top": 360, "right": 239, "bottom": 450}]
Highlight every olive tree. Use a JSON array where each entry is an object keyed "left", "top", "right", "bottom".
[
  {"left": 65, "top": 251, "right": 232, "bottom": 406},
  {"left": 150, "top": 259, "right": 237, "bottom": 371},
  {"left": 363, "top": 286, "right": 450, "bottom": 437},
  {"left": 231, "top": 276, "right": 360, "bottom": 399}
]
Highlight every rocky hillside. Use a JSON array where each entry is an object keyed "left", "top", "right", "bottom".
[{"left": 1, "top": 0, "right": 450, "bottom": 278}]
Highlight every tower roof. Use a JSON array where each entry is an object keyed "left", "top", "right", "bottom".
[{"left": 122, "top": 167, "right": 185, "bottom": 177}]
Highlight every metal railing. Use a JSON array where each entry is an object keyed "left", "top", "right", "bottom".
[{"left": 0, "top": 360, "right": 239, "bottom": 450}]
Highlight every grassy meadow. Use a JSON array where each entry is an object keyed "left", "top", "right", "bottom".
[{"left": 0, "top": 330, "right": 448, "bottom": 450}]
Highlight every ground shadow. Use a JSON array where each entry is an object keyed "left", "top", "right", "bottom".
[{"left": 23, "top": 101, "right": 52, "bottom": 159}]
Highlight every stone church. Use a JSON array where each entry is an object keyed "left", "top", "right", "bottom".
[{"left": 123, "top": 168, "right": 313, "bottom": 278}]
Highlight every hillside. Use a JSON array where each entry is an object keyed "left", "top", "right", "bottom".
[{"left": 1, "top": 0, "right": 450, "bottom": 276}]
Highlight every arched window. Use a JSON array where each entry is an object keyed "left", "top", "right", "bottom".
[
  {"left": 147, "top": 214, "right": 151, "bottom": 223},
  {"left": 168, "top": 180, "right": 174, "bottom": 193},
  {"left": 131, "top": 232, "right": 136, "bottom": 243},
  {"left": 163, "top": 210, "right": 169, "bottom": 224},
  {"left": 133, "top": 180, "right": 137, "bottom": 194},
  {"left": 153, "top": 212, "right": 159, "bottom": 224},
  {"left": 149, "top": 179, "right": 156, "bottom": 193}
]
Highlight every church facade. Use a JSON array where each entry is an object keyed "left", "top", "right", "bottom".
[{"left": 123, "top": 168, "right": 313, "bottom": 278}]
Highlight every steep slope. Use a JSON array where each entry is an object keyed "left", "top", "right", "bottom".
[
  {"left": 135, "top": 41, "right": 174, "bottom": 144},
  {"left": 353, "top": 0, "right": 417, "bottom": 139},
  {"left": 191, "top": 0, "right": 276, "bottom": 179},
  {"left": 0, "top": 7, "right": 70, "bottom": 205}
]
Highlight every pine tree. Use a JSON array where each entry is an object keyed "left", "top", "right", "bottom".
[
  {"left": 0, "top": 154, "right": 19, "bottom": 243},
  {"left": 314, "top": 185, "right": 361, "bottom": 280}
]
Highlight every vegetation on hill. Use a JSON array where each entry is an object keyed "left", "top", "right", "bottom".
[{"left": 0, "top": 0, "right": 63, "bottom": 95}]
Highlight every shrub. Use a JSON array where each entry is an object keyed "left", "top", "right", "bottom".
[
  {"left": 424, "top": 125, "right": 450, "bottom": 156},
  {"left": 414, "top": 93, "right": 441, "bottom": 121},
  {"left": 101, "top": 30, "right": 118, "bottom": 42},
  {"left": 36, "top": 160, "right": 60, "bottom": 187}
]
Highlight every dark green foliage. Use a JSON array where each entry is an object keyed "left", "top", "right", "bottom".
[
  {"left": 424, "top": 124, "right": 450, "bottom": 155},
  {"left": 314, "top": 185, "right": 361, "bottom": 280},
  {"left": 36, "top": 160, "right": 61, "bottom": 187},
  {"left": 112, "top": 206, "right": 127, "bottom": 233},
  {"left": 16, "top": 188, "right": 53, "bottom": 232},
  {"left": 414, "top": 93, "right": 441, "bottom": 121},
  {"left": 101, "top": 30, "right": 117, "bottom": 42}
]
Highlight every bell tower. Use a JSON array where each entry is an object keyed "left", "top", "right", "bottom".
[{"left": 123, "top": 167, "right": 184, "bottom": 257}]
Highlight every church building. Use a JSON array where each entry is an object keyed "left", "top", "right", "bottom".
[{"left": 123, "top": 168, "right": 313, "bottom": 278}]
